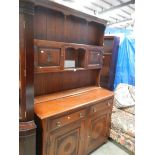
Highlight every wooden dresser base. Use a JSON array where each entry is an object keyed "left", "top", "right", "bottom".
[{"left": 34, "top": 87, "right": 114, "bottom": 155}]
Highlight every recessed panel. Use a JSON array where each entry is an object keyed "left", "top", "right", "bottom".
[
  {"left": 38, "top": 47, "right": 61, "bottom": 67},
  {"left": 88, "top": 50, "right": 101, "bottom": 65}
]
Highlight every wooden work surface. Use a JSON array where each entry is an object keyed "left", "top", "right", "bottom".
[{"left": 34, "top": 87, "right": 114, "bottom": 119}]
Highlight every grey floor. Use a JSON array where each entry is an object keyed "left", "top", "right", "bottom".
[{"left": 90, "top": 140, "right": 132, "bottom": 155}]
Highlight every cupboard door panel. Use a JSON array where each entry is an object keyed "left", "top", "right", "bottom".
[
  {"left": 87, "top": 114, "right": 109, "bottom": 153},
  {"left": 37, "top": 47, "right": 61, "bottom": 67},
  {"left": 34, "top": 40, "right": 64, "bottom": 73},
  {"left": 87, "top": 48, "right": 102, "bottom": 69},
  {"left": 46, "top": 120, "right": 85, "bottom": 155}
]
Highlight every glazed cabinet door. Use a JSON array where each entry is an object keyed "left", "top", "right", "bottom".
[
  {"left": 87, "top": 113, "right": 109, "bottom": 154},
  {"left": 45, "top": 120, "right": 85, "bottom": 155},
  {"left": 87, "top": 47, "right": 102, "bottom": 69}
]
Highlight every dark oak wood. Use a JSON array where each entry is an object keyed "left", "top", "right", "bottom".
[
  {"left": 34, "top": 70, "right": 100, "bottom": 96},
  {"left": 34, "top": 0, "right": 107, "bottom": 25},
  {"left": 19, "top": 121, "right": 36, "bottom": 155},
  {"left": 47, "top": 120, "right": 85, "bottom": 155},
  {"left": 32, "top": 2, "right": 109, "bottom": 155},
  {"left": 34, "top": 39, "right": 104, "bottom": 73},
  {"left": 87, "top": 113, "right": 109, "bottom": 153},
  {"left": 19, "top": 1, "right": 36, "bottom": 155},
  {"left": 20, "top": 0, "right": 109, "bottom": 155},
  {"left": 34, "top": 3, "right": 106, "bottom": 46},
  {"left": 100, "top": 36, "right": 119, "bottom": 90},
  {"left": 34, "top": 39, "right": 64, "bottom": 72},
  {"left": 86, "top": 99, "right": 113, "bottom": 154},
  {"left": 19, "top": 0, "right": 34, "bottom": 121},
  {"left": 19, "top": 12, "right": 26, "bottom": 120},
  {"left": 66, "top": 15, "right": 88, "bottom": 44},
  {"left": 87, "top": 47, "right": 103, "bottom": 69}
]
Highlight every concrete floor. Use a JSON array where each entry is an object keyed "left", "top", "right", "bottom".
[{"left": 90, "top": 140, "right": 132, "bottom": 155}]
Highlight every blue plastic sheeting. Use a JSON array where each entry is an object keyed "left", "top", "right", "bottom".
[
  {"left": 114, "top": 34, "right": 135, "bottom": 89},
  {"left": 104, "top": 27, "right": 135, "bottom": 89}
]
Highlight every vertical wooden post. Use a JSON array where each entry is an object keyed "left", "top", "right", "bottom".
[{"left": 19, "top": 1, "right": 36, "bottom": 155}]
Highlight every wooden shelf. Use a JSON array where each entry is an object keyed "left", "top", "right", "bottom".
[
  {"left": 35, "top": 86, "right": 99, "bottom": 103},
  {"left": 34, "top": 39, "right": 104, "bottom": 50},
  {"left": 34, "top": 0, "right": 107, "bottom": 26},
  {"left": 64, "top": 68, "right": 85, "bottom": 71},
  {"left": 35, "top": 67, "right": 101, "bottom": 74},
  {"left": 103, "top": 53, "right": 112, "bottom": 55}
]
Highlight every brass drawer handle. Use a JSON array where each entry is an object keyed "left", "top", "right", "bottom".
[
  {"left": 56, "top": 121, "right": 61, "bottom": 127},
  {"left": 108, "top": 102, "right": 111, "bottom": 107},
  {"left": 67, "top": 116, "right": 71, "bottom": 119},
  {"left": 93, "top": 107, "right": 96, "bottom": 113},
  {"left": 79, "top": 113, "right": 83, "bottom": 118}
]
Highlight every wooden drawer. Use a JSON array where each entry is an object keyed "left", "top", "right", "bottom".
[
  {"left": 47, "top": 109, "right": 86, "bottom": 131},
  {"left": 90, "top": 99, "right": 113, "bottom": 115}
]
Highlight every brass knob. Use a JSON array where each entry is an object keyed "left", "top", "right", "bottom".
[
  {"left": 79, "top": 113, "right": 83, "bottom": 118},
  {"left": 88, "top": 135, "right": 90, "bottom": 138},
  {"left": 40, "top": 50, "right": 44, "bottom": 53},
  {"left": 93, "top": 107, "right": 96, "bottom": 113},
  {"left": 108, "top": 102, "right": 110, "bottom": 107},
  {"left": 56, "top": 121, "right": 61, "bottom": 127},
  {"left": 67, "top": 116, "right": 71, "bottom": 119}
]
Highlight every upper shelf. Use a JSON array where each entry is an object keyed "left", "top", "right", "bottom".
[
  {"left": 34, "top": 39, "right": 104, "bottom": 73},
  {"left": 34, "top": 0, "right": 107, "bottom": 25},
  {"left": 34, "top": 3, "right": 106, "bottom": 46}
]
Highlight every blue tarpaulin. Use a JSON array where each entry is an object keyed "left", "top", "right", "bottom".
[
  {"left": 114, "top": 35, "right": 135, "bottom": 89},
  {"left": 105, "top": 28, "right": 135, "bottom": 89}
]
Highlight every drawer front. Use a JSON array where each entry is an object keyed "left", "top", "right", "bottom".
[
  {"left": 48, "top": 109, "right": 86, "bottom": 131},
  {"left": 90, "top": 99, "right": 113, "bottom": 115}
]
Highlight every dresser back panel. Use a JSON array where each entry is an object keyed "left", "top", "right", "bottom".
[
  {"left": 65, "top": 15, "right": 88, "bottom": 44},
  {"left": 34, "top": 69, "right": 100, "bottom": 96},
  {"left": 34, "top": 6, "right": 105, "bottom": 46}
]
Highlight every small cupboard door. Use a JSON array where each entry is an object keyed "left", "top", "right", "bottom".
[
  {"left": 37, "top": 47, "right": 61, "bottom": 67},
  {"left": 45, "top": 120, "right": 85, "bottom": 155},
  {"left": 87, "top": 113, "right": 109, "bottom": 154},
  {"left": 34, "top": 40, "right": 64, "bottom": 73},
  {"left": 87, "top": 47, "right": 103, "bottom": 69}
]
